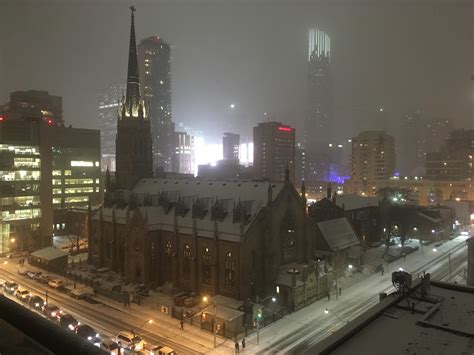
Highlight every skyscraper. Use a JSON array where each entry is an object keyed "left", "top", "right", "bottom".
[
  {"left": 305, "top": 28, "right": 332, "bottom": 183},
  {"left": 138, "top": 36, "right": 174, "bottom": 172},
  {"left": 172, "top": 131, "right": 194, "bottom": 175},
  {"left": 253, "top": 121, "right": 295, "bottom": 182},
  {"left": 98, "top": 84, "right": 125, "bottom": 171},
  {"left": 115, "top": 6, "right": 153, "bottom": 189},
  {"left": 222, "top": 132, "right": 240, "bottom": 161},
  {"left": 350, "top": 131, "right": 395, "bottom": 195}
]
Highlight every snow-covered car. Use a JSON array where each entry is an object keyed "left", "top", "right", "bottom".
[
  {"left": 3, "top": 281, "right": 18, "bottom": 293},
  {"left": 48, "top": 279, "right": 63, "bottom": 289},
  {"left": 115, "top": 331, "right": 144, "bottom": 351},
  {"left": 14, "top": 288, "right": 31, "bottom": 301}
]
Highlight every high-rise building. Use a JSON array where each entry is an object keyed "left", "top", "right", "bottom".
[
  {"left": 98, "top": 84, "right": 125, "bottom": 170},
  {"left": 253, "top": 121, "right": 295, "bottom": 182},
  {"left": 138, "top": 36, "right": 174, "bottom": 172},
  {"left": 398, "top": 111, "right": 424, "bottom": 175},
  {"left": 115, "top": 7, "right": 153, "bottom": 189},
  {"left": 295, "top": 142, "right": 306, "bottom": 185},
  {"left": 223, "top": 132, "right": 240, "bottom": 161},
  {"left": 0, "top": 109, "right": 101, "bottom": 254},
  {"left": 305, "top": 28, "right": 332, "bottom": 183},
  {"left": 172, "top": 131, "right": 194, "bottom": 175},
  {"left": 425, "top": 129, "right": 474, "bottom": 181},
  {"left": 0, "top": 90, "right": 63, "bottom": 125},
  {"left": 350, "top": 131, "right": 395, "bottom": 194}
]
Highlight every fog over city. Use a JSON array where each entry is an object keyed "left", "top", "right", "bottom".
[{"left": 1, "top": 0, "right": 472, "bottom": 143}]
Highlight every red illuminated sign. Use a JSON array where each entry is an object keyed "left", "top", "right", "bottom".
[
  {"left": 0, "top": 116, "right": 4, "bottom": 122},
  {"left": 47, "top": 119, "right": 53, "bottom": 125},
  {"left": 278, "top": 126, "right": 292, "bottom": 132}
]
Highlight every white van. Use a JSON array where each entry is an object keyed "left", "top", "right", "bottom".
[
  {"left": 48, "top": 279, "right": 64, "bottom": 289},
  {"left": 115, "top": 331, "right": 144, "bottom": 351}
]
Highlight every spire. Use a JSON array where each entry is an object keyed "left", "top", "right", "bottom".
[{"left": 124, "top": 5, "right": 141, "bottom": 117}]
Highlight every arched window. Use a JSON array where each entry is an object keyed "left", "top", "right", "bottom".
[
  {"left": 165, "top": 241, "right": 172, "bottom": 256},
  {"left": 202, "top": 247, "right": 212, "bottom": 285},
  {"left": 183, "top": 244, "right": 191, "bottom": 280},
  {"left": 281, "top": 212, "right": 296, "bottom": 264},
  {"left": 224, "top": 251, "right": 235, "bottom": 291}
]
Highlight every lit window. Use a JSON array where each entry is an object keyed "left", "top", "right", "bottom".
[{"left": 71, "top": 161, "right": 94, "bottom": 167}]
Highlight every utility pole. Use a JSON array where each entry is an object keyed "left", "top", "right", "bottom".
[{"left": 448, "top": 253, "right": 452, "bottom": 279}]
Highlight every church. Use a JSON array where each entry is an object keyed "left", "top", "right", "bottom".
[{"left": 88, "top": 7, "right": 310, "bottom": 302}]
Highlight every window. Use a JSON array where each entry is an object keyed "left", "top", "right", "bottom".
[
  {"left": 165, "top": 241, "right": 172, "bottom": 256},
  {"left": 281, "top": 212, "right": 296, "bottom": 264},
  {"left": 202, "top": 247, "right": 212, "bottom": 285},
  {"left": 183, "top": 244, "right": 191, "bottom": 280},
  {"left": 224, "top": 251, "right": 235, "bottom": 291}
]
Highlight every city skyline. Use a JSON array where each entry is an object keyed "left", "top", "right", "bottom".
[{"left": 1, "top": 1, "right": 472, "bottom": 143}]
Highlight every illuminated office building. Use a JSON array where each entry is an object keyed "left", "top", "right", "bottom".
[{"left": 0, "top": 100, "right": 101, "bottom": 254}]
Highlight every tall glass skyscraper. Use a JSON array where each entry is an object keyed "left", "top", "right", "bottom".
[
  {"left": 305, "top": 28, "right": 333, "bottom": 183},
  {"left": 138, "top": 36, "right": 175, "bottom": 172}
]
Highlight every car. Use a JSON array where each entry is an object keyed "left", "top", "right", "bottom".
[
  {"left": 76, "top": 324, "right": 101, "bottom": 346},
  {"left": 18, "top": 268, "right": 30, "bottom": 276},
  {"left": 27, "top": 271, "right": 39, "bottom": 279},
  {"left": 38, "top": 274, "right": 51, "bottom": 284},
  {"left": 48, "top": 279, "right": 64, "bottom": 289},
  {"left": 29, "top": 295, "right": 45, "bottom": 311},
  {"left": 59, "top": 314, "right": 80, "bottom": 331},
  {"left": 99, "top": 340, "right": 120, "bottom": 354},
  {"left": 115, "top": 331, "right": 144, "bottom": 351},
  {"left": 3, "top": 281, "right": 18, "bottom": 294},
  {"left": 149, "top": 345, "right": 177, "bottom": 355},
  {"left": 42, "top": 303, "right": 62, "bottom": 320},
  {"left": 14, "top": 288, "right": 31, "bottom": 301},
  {"left": 69, "top": 287, "right": 91, "bottom": 300}
]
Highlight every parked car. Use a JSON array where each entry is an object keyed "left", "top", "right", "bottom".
[
  {"left": 38, "top": 274, "right": 51, "bottom": 284},
  {"left": 149, "top": 345, "right": 177, "bottom": 355},
  {"left": 17, "top": 268, "right": 30, "bottom": 276},
  {"left": 69, "top": 287, "right": 91, "bottom": 300},
  {"left": 3, "top": 281, "right": 18, "bottom": 294},
  {"left": 76, "top": 324, "right": 101, "bottom": 346},
  {"left": 14, "top": 288, "right": 31, "bottom": 301},
  {"left": 27, "top": 271, "right": 39, "bottom": 279},
  {"left": 42, "top": 303, "right": 62, "bottom": 320},
  {"left": 48, "top": 279, "right": 64, "bottom": 289},
  {"left": 115, "top": 331, "right": 144, "bottom": 351},
  {"left": 99, "top": 339, "right": 120, "bottom": 354},
  {"left": 59, "top": 314, "right": 80, "bottom": 331},
  {"left": 29, "top": 295, "right": 45, "bottom": 311}
]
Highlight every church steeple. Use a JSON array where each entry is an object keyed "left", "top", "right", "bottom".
[
  {"left": 120, "top": 5, "right": 147, "bottom": 119},
  {"left": 115, "top": 6, "right": 153, "bottom": 189}
]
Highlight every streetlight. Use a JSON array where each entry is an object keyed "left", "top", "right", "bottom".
[
  {"left": 230, "top": 103, "right": 235, "bottom": 109},
  {"left": 3, "top": 261, "right": 8, "bottom": 265},
  {"left": 10, "top": 238, "right": 15, "bottom": 243},
  {"left": 324, "top": 308, "right": 348, "bottom": 324},
  {"left": 348, "top": 264, "right": 353, "bottom": 270},
  {"left": 202, "top": 296, "right": 217, "bottom": 348}
]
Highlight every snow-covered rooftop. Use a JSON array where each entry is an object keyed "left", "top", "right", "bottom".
[
  {"left": 30, "top": 247, "right": 68, "bottom": 261},
  {"left": 316, "top": 218, "right": 360, "bottom": 252},
  {"left": 309, "top": 282, "right": 474, "bottom": 354},
  {"left": 334, "top": 194, "right": 381, "bottom": 211},
  {"left": 94, "top": 179, "right": 285, "bottom": 242}
]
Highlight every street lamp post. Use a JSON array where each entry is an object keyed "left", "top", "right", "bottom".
[{"left": 203, "top": 296, "right": 217, "bottom": 348}]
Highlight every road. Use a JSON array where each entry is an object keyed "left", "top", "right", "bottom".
[
  {"left": 248, "top": 235, "right": 469, "bottom": 354},
  {"left": 0, "top": 235, "right": 468, "bottom": 355},
  {"left": 0, "top": 266, "right": 212, "bottom": 354}
]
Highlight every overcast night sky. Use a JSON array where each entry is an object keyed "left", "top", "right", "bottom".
[{"left": 1, "top": 0, "right": 472, "bottom": 143}]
